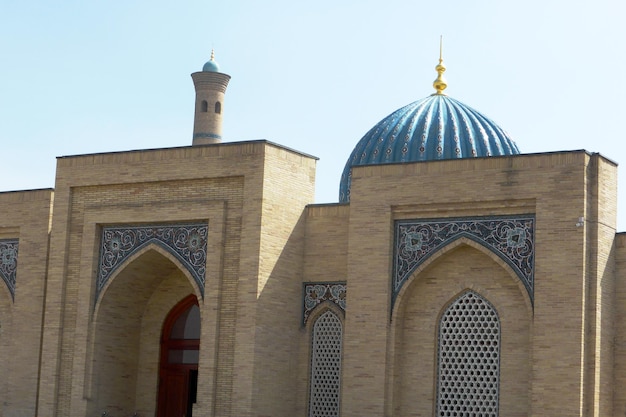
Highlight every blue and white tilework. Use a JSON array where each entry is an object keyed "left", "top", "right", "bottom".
[
  {"left": 0, "top": 239, "right": 18, "bottom": 301},
  {"left": 303, "top": 282, "right": 346, "bottom": 325},
  {"left": 98, "top": 223, "right": 208, "bottom": 299},
  {"left": 393, "top": 216, "right": 535, "bottom": 308}
]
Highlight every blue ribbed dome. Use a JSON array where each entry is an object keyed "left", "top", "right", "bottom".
[{"left": 338, "top": 94, "right": 520, "bottom": 202}]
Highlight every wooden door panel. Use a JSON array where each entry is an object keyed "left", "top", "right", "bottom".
[
  {"left": 158, "top": 296, "right": 200, "bottom": 417},
  {"left": 160, "top": 370, "right": 187, "bottom": 417}
]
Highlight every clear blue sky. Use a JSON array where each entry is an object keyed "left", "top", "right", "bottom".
[{"left": 2, "top": 1, "right": 626, "bottom": 227}]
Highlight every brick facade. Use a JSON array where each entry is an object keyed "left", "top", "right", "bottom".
[{"left": 1, "top": 142, "right": 625, "bottom": 416}]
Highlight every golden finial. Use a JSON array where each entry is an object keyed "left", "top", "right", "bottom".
[
  {"left": 210, "top": 48, "right": 215, "bottom": 61},
  {"left": 433, "top": 36, "right": 447, "bottom": 95}
]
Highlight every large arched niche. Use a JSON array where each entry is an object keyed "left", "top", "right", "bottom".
[
  {"left": 87, "top": 244, "right": 201, "bottom": 417},
  {"left": 388, "top": 239, "right": 532, "bottom": 417}
]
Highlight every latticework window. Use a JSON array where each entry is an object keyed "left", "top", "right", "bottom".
[
  {"left": 309, "top": 310, "right": 343, "bottom": 417},
  {"left": 436, "top": 291, "right": 500, "bottom": 417}
]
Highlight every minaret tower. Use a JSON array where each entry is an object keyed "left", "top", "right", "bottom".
[{"left": 191, "top": 50, "right": 231, "bottom": 145}]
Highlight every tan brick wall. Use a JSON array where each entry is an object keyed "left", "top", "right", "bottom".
[
  {"left": 332, "top": 151, "right": 617, "bottom": 417},
  {"left": 291, "top": 204, "right": 349, "bottom": 416},
  {"left": 581, "top": 154, "right": 617, "bottom": 417},
  {"left": 303, "top": 204, "right": 349, "bottom": 283},
  {"left": 250, "top": 145, "right": 316, "bottom": 417},
  {"left": 0, "top": 189, "right": 52, "bottom": 417},
  {"left": 614, "top": 233, "right": 626, "bottom": 415}
]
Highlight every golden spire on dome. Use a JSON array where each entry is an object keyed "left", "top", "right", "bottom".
[
  {"left": 433, "top": 36, "right": 447, "bottom": 95},
  {"left": 210, "top": 48, "right": 216, "bottom": 61}
]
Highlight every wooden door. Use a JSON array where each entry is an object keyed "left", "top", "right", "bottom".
[
  {"left": 160, "top": 369, "right": 188, "bottom": 417},
  {"left": 157, "top": 295, "right": 200, "bottom": 417}
]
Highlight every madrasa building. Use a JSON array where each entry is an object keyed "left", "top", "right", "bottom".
[{"left": 1, "top": 50, "right": 626, "bottom": 417}]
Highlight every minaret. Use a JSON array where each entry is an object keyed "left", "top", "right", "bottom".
[{"left": 191, "top": 50, "right": 231, "bottom": 145}]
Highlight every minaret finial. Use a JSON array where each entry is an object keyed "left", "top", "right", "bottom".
[
  {"left": 210, "top": 48, "right": 215, "bottom": 61},
  {"left": 433, "top": 35, "right": 447, "bottom": 95},
  {"left": 439, "top": 35, "right": 443, "bottom": 61}
]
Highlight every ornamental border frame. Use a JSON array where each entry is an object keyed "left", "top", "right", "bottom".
[
  {"left": 97, "top": 223, "right": 208, "bottom": 302},
  {"left": 392, "top": 215, "right": 535, "bottom": 310},
  {"left": 0, "top": 239, "right": 18, "bottom": 301},
  {"left": 302, "top": 282, "right": 346, "bottom": 326}
]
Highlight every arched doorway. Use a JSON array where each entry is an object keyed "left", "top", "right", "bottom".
[{"left": 158, "top": 294, "right": 200, "bottom": 417}]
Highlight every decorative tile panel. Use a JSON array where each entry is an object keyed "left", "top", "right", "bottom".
[
  {"left": 393, "top": 216, "right": 535, "bottom": 306},
  {"left": 303, "top": 282, "right": 346, "bottom": 325},
  {"left": 98, "top": 223, "right": 208, "bottom": 300},
  {"left": 0, "top": 239, "right": 18, "bottom": 301}
]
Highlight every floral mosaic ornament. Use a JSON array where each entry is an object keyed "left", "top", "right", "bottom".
[
  {"left": 98, "top": 223, "right": 208, "bottom": 299},
  {"left": 393, "top": 216, "right": 535, "bottom": 307},
  {"left": 0, "top": 239, "right": 18, "bottom": 300},
  {"left": 303, "top": 282, "right": 346, "bottom": 325}
]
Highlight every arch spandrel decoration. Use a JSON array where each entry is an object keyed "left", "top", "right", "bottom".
[
  {"left": 0, "top": 239, "right": 18, "bottom": 301},
  {"left": 98, "top": 223, "right": 208, "bottom": 300},
  {"left": 393, "top": 216, "right": 535, "bottom": 308},
  {"left": 303, "top": 282, "right": 346, "bottom": 325}
]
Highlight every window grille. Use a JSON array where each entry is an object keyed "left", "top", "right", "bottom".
[
  {"left": 436, "top": 291, "right": 500, "bottom": 417},
  {"left": 309, "top": 310, "right": 342, "bottom": 417}
]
